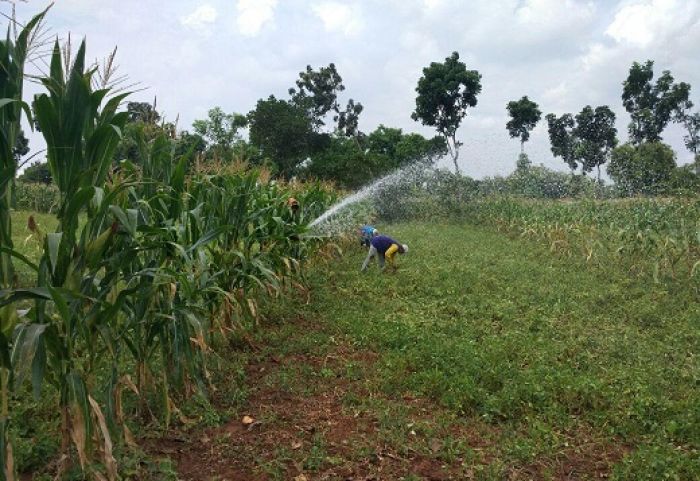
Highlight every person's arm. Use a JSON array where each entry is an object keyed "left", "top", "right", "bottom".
[{"left": 361, "top": 246, "right": 375, "bottom": 271}]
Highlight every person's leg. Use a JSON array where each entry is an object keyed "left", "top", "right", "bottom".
[
  {"left": 361, "top": 246, "right": 377, "bottom": 271},
  {"left": 378, "top": 252, "right": 385, "bottom": 270}
]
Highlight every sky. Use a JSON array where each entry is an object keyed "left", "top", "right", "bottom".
[{"left": 6, "top": 0, "right": 700, "bottom": 178}]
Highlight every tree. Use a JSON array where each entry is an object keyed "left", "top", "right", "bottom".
[
  {"left": 303, "top": 126, "right": 446, "bottom": 189},
  {"left": 574, "top": 105, "right": 618, "bottom": 181},
  {"left": 545, "top": 113, "right": 578, "bottom": 173},
  {"left": 336, "top": 98, "right": 364, "bottom": 138},
  {"left": 289, "top": 63, "right": 363, "bottom": 135},
  {"left": 607, "top": 142, "right": 676, "bottom": 195},
  {"left": 19, "top": 161, "right": 52, "bottom": 184},
  {"left": 13, "top": 129, "right": 29, "bottom": 164},
  {"left": 506, "top": 96, "right": 541, "bottom": 154},
  {"left": 174, "top": 130, "right": 206, "bottom": 160},
  {"left": 412, "top": 51, "right": 482, "bottom": 174},
  {"left": 126, "top": 101, "right": 160, "bottom": 124},
  {"left": 248, "top": 96, "right": 315, "bottom": 178},
  {"left": 192, "top": 106, "right": 248, "bottom": 158},
  {"left": 622, "top": 60, "right": 690, "bottom": 144},
  {"left": 674, "top": 99, "right": 700, "bottom": 172}
]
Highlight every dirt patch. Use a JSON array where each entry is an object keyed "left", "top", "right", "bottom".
[{"left": 145, "top": 322, "right": 625, "bottom": 481}]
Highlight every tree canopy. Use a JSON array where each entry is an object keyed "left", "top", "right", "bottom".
[
  {"left": 622, "top": 60, "right": 690, "bottom": 144},
  {"left": 248, "top": 96, "right": 315, "bottom": 178},
  {"left": 192, "top": 106, "right": 248, "bottom": 159},
  {"left": 574, "top": 105, "right": 618, "bottom": 180},
  {"left": 412, "top": 51, "right": 481, "bottom": 174},
  {"left": 506, "top": 96, "right": 541, "bottom": 153}
]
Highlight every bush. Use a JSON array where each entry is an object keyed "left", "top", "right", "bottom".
[{"left": 607, "top": 142, "right": 677, "bottom": 196}]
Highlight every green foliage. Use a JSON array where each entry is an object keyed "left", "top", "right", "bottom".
[
  {"left": 126, "top": 101, "right": 160, "bottom": 124},
  {"left": 545, "top": 113, "right": 577, "bottom": 171},
  {"left": 505, "top": 96, "right": 541, "bottom": 152},
  {"left": 303, "top": 125, "right": 446, "bottom": 189},
  {"left": 248, "top": 95, "right": 315, "bottom": 178},
  {"left": 13, "top": 129, "right": 29, "bottom": 164},
  {"left": 607, "top": 142, "right": 677, "bottom": 195},
  {"left": 18, "top": 161, "right": 51, "bottom": 185},
  {"left": 674, "top": 99, "right": 700, "bottom": 157},
  {"left": 192, "top": 106, "right": 247, "bottom": 159},
  {"left": 0, "top": 9, "right": 50, "bottom": 479},
  {"left": 546, "top": 105, "right": 617, "bottom": 177},
  {"left": 307, "top": 220, "right": 700, "bottom": 480},
  {"left": 574, "top": 105, "right": 618, "bottom": 178},
  {"left": 622, "top": 60, "right": 691, "bottom": 144},
  {"left": 288, "top": 63, "right": 362, "bottom": 134},
  {"left": 412, "top": 51, "right": 482, "bottom": 172}
]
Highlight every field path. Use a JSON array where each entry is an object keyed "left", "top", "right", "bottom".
[{"left": 148, "top": 223, "right": 698, "bottom": 480}]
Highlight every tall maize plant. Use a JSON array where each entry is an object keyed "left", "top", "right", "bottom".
[
  {"left": 0, "top": 9, "right": 47, "bottom": 480},
  {"left": 9, "top": 40, "right": 129, "bottom": 479},
  {"left": 0, "top": 9, "right": 336, "bottom": 479}
]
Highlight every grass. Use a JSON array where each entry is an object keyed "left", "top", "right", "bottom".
[
  {"left": 289, "top": 222, "right": 700, "bottom": 479},
  {"left": 9, "top": 210, "right": 700, "bottom": 479},
  {"left": 9, "top": 210, "right": 57, "bottom": 287}
]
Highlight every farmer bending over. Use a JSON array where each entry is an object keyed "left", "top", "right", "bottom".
[{"left": 361, "top": 235, "right": 408, "bottom": 271}]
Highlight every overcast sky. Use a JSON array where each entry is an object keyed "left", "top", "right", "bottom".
[{"left": 7, "top": 0, "right": 700, "bottom": 178}]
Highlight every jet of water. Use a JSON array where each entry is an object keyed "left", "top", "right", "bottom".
[{"left": 309, "top": 161, "right": 429, "bottom": 234}]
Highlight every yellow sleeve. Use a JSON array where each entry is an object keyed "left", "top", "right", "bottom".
[{"left": 385, "top": 243, "right": 399, "bottom": 264}]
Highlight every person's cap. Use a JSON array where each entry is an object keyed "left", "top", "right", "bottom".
[
  {"left": 372, "top": 229, "right": 378, "bottom": 235},
  {"left": 402, "top": 244, "right": 409, "bottom": 253}
]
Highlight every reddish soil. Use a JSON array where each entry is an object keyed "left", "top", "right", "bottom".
[{"left": 145, "top": 325, "right": 627, "bottom": 481}]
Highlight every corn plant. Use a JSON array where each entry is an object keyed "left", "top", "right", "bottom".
[
  {"left": 0, "top": 9, "right": 48, "bottom": 480},
  {"left": 3, "top": 39, "right": 130, "bottom": 479}
]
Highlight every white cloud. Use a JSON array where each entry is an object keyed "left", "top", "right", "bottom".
[
  {"left": 312, "top": 2, "right": 363, "bottom": 36},
  {"left": 516, "top": 0, "right": 596, "bottom": 32},
  {"left": 236, "top": 0, "right": 278, "bottom": 36},
  {"left": 606, "top": 0, "right": 699, "bottom": 48},
  {"left": 181, "top": 4, "right": 218, "bottom": 33}
]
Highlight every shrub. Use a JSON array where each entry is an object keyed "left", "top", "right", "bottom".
[{"left": 607, "top": 142, "right": 677, "bottom": 195}]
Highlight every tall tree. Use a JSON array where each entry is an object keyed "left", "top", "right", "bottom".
[
  {"left": 193, "top": 106, "right": 248, "bottom": 158},
  {"left": 13, "top": 129, "right": 29, "bottom": 164},
  {"left": 289, "top": 63, "right": 363, "bottom": 135},
  {"left": 622, "top": 60, "right": 690, "bottom": 144},
  {"left": 674, "top": 99, "right": 700, "bottom": 172},
  {"left": 126, "top": 101, "right": 160, "bottom": 124},
  {"left": 574, "top": 105, "right": 618, "bottom": 181},
  {"left": 412, "top": 51, "right": 482, "bottom": 174},
  {"left": 506, "top": 96, "right": 541, "bottom": 154},
  {"left": 545, "top": 113, "right": 578, "bottom": 173},
  {"left": 248, "top": 96, "right": 315, "bottom": 178}
]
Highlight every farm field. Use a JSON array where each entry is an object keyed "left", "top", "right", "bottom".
[{"left": 47, "top": 217, "right": 694, "bottom": 481}]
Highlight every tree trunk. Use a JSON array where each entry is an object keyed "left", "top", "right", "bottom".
[
  {"left": 448, "top": 135, "right": 460, "bottom": 175},
  {"left": 521, "top": 141, "right": 525, "bottom": 154}
]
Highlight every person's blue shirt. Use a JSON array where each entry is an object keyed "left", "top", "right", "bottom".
[{"left": 361, "top": 225, "right": 375, "bottom": 237}]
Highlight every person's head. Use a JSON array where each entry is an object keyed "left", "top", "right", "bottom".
[
  {"left": 287, "top": 197, "right": 299, "bottom": 212},
  {"left": 372, "top": 228, "right": 378, "bottom": 237},
  {"left": 399, "top": 244, "right": 408, "bottom": 254}
]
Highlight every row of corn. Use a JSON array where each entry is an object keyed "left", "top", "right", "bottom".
[
  {"left": 0, "top": 10, "right": 335, "bottom": 480},
  {"left": 461, "top": 197, "right": 700, "bottom": 284}
]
